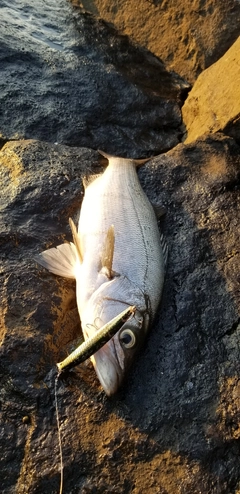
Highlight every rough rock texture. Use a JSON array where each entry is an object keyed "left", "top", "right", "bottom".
[
  {"left": 182, "top": 37, "right": 240, "bottom": 144},
  {"left": 0, "top": 0, "right": 189, "bottom": 157},
  {"left": 71, "top": 0, "right": 240, "bottom": 84},
  {"left": 1, "top": 133, "right": 240, "bottom": 493},
  {"left": 1, "top": 0, "right": 240, "bottom": 493}
]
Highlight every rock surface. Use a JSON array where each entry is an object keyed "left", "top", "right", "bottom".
[
  {"left": 0, "top": 0, "right": 188, "bottom": 157},
  {"left": 1, "top": 134, "right": 240, "bottom": 493},
  {"left": 182, "top": 37, "right": 240, "bottom": 144},
  {"left": 1, "top": 1, "right": 240, "bottom": 493},
  {"left": 71, "top": 0, "right": 240, "bottom": 84}
]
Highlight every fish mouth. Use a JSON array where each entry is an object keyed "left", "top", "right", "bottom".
[
  {"left": 91, "top": 337, "right": 124, "bottom": 396},
  {"left": 85, "top": 308, "right": 146, "bottom": 395}
]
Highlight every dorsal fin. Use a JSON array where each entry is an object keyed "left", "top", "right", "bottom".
[
  {"left": 69, "top": 218, "right": 83, "bottom": 263},
  {"left": 100, "top": 225, "right": 115, "bottom": 279},
  {"left": 98, "top": 150, "right": 151, "bottom": 167},
  {"left": 82, "top": 174, "right": 100, "bottom": 189}
]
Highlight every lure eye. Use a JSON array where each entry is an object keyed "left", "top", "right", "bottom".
[{"left": 119, "top": 328, "right": 136, "bottom": 349}]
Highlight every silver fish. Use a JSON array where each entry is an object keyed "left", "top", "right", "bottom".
[{"left": 36, "top": 151, "right": 167, "bottom": 395}]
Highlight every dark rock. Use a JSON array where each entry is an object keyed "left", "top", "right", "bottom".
[
  {"left": 73, "top": 0, "right": 240, "bottom": 84},
  {"left": 182, "top": 37, "right": 240, "bottom": 144},
  {"left": 1, "top": 133, "right": 240, "bottom": 492},
  {"left": 0, "top": 0, "right": 188, "bottom": 157}
]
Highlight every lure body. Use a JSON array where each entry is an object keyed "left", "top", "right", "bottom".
[
  {"left": 57, "top": 305, "right": 136, "bottom": 373},
  {"left": 37, "top": 152, "right": 166, "bottom": 395}
]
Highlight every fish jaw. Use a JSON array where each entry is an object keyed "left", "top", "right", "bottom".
[
  {"left": 90, "top": 340, "right": 124, "bottom": 396},
  {"left": 90, "top": 310, "right": 148, "bottom": 395},
  {"left": 82, "top": 291, "right": 148, "bottom": 395}
]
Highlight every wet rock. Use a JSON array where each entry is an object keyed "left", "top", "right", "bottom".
[
  {"left": 72, "top": 0, "right": 240, "bottom": 84},
  {"left": 0, "top": 0, "right": 188, "bottom": 157},
  {"left": 1, "top": 133, "right": 240, "bottom": 493},
  {"left": 182, "top": 37, "right": 240, "bottom": 144}
]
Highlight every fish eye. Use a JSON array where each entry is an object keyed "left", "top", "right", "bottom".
[{"left": 119, "top": 328, "right": 136, "bottom": 349}]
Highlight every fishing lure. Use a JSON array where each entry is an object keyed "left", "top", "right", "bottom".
[{"left": 57, "top": 305, "right": 136, "bottom": 373}]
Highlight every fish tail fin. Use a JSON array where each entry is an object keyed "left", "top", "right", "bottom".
[
  {"left": 34, "top": 242, "right": 77, "bottom": 279},
  {"left": 98, "top": 150, "right": 151, "bottom": 167}
]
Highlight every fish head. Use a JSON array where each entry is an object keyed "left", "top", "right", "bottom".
[
  {"left": 81, "top": 277, "right": 150, "bottom": 395},
  {"left": 90, "top": 307, "right": 150, "bottom": 396}
]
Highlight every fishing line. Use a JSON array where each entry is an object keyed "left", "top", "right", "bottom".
[
  {"left": 54, "top": 373, "right": 64, "bottom": 494},
  {"left": 52, "top": 305, "right": 135, "bottom": 493}
]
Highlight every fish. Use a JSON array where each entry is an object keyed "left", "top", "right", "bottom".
[{"left": 36, "top": 150, "right": 167, "bottom": 395}]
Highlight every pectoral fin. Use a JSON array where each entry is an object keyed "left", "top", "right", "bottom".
[
  {"left": 100, "top": 225, "right": 115, "bottom": 279},
  {"left": 35, "top": 242, "right": 77, "bottom": 279},
  {"left": 69, "top": 217, "right": 83, "bottom": 263}
]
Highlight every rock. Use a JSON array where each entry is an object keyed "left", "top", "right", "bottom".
[
  {"left": 182, "top": 37, "right": 240, "bottom": 144},
  {"left": 1, "top": 133, "right": 240, "bottom": 493},
  {"left": 0, "top": 0, "right": 188, "bottom": 157},
  {"left": 72, "top": 0, "right": 240, "bottom": 84}
]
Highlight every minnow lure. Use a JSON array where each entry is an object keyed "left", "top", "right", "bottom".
[{"left": 57, "top": 305, "right": 136, "bottom": 373}]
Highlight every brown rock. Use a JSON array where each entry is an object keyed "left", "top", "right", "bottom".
[
  {"left": 182, "top": 37, "right": 240, "bottom": 143},
  {"left": 1, "top": 134, "right": 240, "bottom": 493},
  {"left": 71, "top": 0, "right": 240, "bottom": 83}
]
